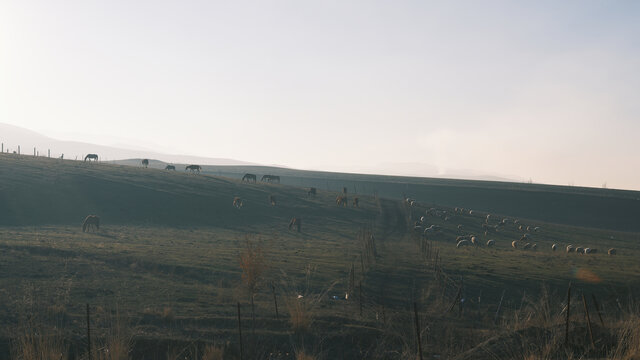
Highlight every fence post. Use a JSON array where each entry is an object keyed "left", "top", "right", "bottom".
[
  {"left": 86, "top": 303, "right": 92, "bottom": 360},
  {"left": 34, "top": 147, "right": 36, "bottom": 156},
  {"left": 494, "top": 289, "right": 506, "bottom": 324},
  {"left": 565, "top": 282, "right": 572, "bottom": 346},
  {"left": 237, "top": 302, "right": 243, "bottom": 360},
  {"left": 272, "top": 284, "right": 279, "bottom": 320},
  {"left": 48, "top": 149, "right": 50, "bottom": 158},
  {"left": 18, "top": 145, "right": 20, "bottom": 154},
  {"left": 591, "top": 294, "right": 605, "bottom": 327},
  {"left": 582, "top": 294, "right": 595, "bottom": 349},
  {"left": 359, "top": 281, "right": 363, "bottom": 317},
  {"left": 414, "top": 302, "right": 424, "bottom": 360}
]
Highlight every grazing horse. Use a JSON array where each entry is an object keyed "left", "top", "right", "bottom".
[
  {"left": 165, "top": 165, "right": 176, "bottom": 170},
  {"left": 82, "top": 215, "right": 100, "bottom": 232},
  {"left": 261, "top": 175, "right": 280, "bottom": 183},
  {"left": 186, "top": 165, "right": 201, "bottom": 173},
  {"left": 269, "top": 195, "right": 276, "bottom": 206},
  {"left": 242, "top": 173, "right": 257, "bottom": 183},
  {"left": 308, "top": 187, "right": 316, "bottom": 196},
  {"left": 142, "top": 159, "right": 149, "bottom": 168},
  {"left": 233, "top": 197, "right": 243, "bottom": 209},
  {"left": 289, "top": 217, "right": 301, "bottom": 232},
  {"left": 84, "top": 154, "right": 98, "bottom": 162},
  {"left": 352, "top": 197, "right": 359, "bottom": 208},
  {"left": 336, "top": 195, "right": 347, "bottom": 207}
]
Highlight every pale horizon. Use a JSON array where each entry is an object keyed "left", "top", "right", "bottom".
[{"left": 1, "top": 1, "right": 639, "bottom": 190}]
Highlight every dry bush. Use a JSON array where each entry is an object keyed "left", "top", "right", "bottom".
[
  {"left": 202, "top": 344, "right": 225, "bottom": 360},
  {"left": 286, "top": 298, "right": 313, "bottom": 333},
  {"left": 12, "top": 322, "right": 68, "bottom": 360},
  {"left": 295, "top": 350, "right": 316, "bottom": 360},
  {"left": 95, "top": 313, "right": 132, "bottom": 360},
  {"left": 239, "top": 237, "right": 267, "bottom": 296},
  {"left": 610, "top": 315, "right": 640, "bottom": 360}
]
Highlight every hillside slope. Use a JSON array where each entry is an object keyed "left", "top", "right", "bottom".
[
  {"left": 0, "top": 153, "right": 371, "bottom": 227},
  {"left": 116, "top": 160, "right": 640, "bottom": 232}
]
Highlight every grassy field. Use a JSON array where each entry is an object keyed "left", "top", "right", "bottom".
[{"left": 1, "top": 153, "right": 640, "bottom": 359}]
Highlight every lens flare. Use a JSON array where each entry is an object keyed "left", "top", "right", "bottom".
[{"left": 574, "top": 268, "right": 602, "bottom": 283}]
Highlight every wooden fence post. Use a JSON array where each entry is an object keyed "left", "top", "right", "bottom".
[
  {"left": 237, "top": 302, "right": 243, "bottom": 360},
  {"left": 494, "top": 289, "right": 506, "bottom": 324},
  {"left": 565, "top": 282, "right": 572, "bottom": 346},
  {"left": 86, "top": 303, "right": 92, "bottom": 360},
  {"left": 582, "top": 294, "right": 595, "bottom": 349},
  {"left": 272, "top": 284, "right": 279, "bottom": 320},
  {"left": 591, "top": 294, "right": 605, "bottom": 327},
  {"left": 414, "top": 302, "right": 424, "bottom": 360}
]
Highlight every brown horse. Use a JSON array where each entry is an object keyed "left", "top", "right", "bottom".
[
  {"left": 242, "top": 173, "right": 257, "bottom": 183},
  {"left": 233, "top": 197, "right": 243, "bottom": 209},
  {"left": 84, "top": 154, "right": 98, "bottom": 162},
  {"left": 352, "top": 197, "right": 359, "bottom": 208},
  {"left": 336, "top": 195, "right": 347, "bottom": 207},
  {"left": 288, "top": 217, "right": 301, "bottom": 232},
  {"left": 82, "top": 215, "right": 100, "bottom": 232},
  {"left": 186, "top": 165, "right": 201, "bottom": 173},
  {"left": 142, "top": 159, "right": 149, "bottom": 168}
]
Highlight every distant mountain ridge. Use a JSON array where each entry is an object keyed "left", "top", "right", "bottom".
[{"left": 0, "top": 123, "right": 256, "bottom": 166}]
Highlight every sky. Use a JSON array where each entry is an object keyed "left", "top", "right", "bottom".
[{"left": 1, "top": 1, "right": 639, "bottom": 190}]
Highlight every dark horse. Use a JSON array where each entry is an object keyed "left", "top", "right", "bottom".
[
  {"left": 165, "top": 165, "right": 176, "bottom": 170},
  {"left": 288, "top": 217, "right": 301, "bottom": 232},
  {"left": 142, "top": 159, "right": 149, "bottom": 168},
  {"left": 308, "top": 187, "right": 316, "bottom": 196},
  {"left": 84, "top": 154, "right": 98, "bottom": 162},
  {"left": 261, "top": 175, "right": 280, "bottom": 183},
  {"left": 185, "top": 165, "right": 201, "bottom": 173},
  {"left": 242, "top": 173, "right": 257, "bottom": 183},
  {"left": 82, "top": 215, "right": 100, "bottom": 232}
]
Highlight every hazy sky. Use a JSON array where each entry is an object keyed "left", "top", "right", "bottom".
[{"left": 1, "top": 1, "right": 639, "bottom": 190}]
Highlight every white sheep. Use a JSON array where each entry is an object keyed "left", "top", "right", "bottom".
[
  {"left": 471, "top": 236, "right": 478, "bottom": 246},
  {"left": 523, "top": 242, "right": 531, "bottom": 250},
  {"left": 512, "top": 240, "right": 518, "bottom": 249},
  {"left": 457, "top": 240, "right": 470, "bottom": 248},
  {"left": 608, "top": 248, "right": 617, "bottom": 255},
  {"left": 551, "top": 244, "right": 557, "bottom": 251},
  {"left": 486, "top": 239, "right": 495, "bottom": 247},
  {"left": 532, "top": 244, "right": 537, "bottom": 250},
  {"left": 576, "top": 247, "right": 584, "bottom": 254},
  {"left": 566, "top": 245, "right": 575, "bottom": 253}
]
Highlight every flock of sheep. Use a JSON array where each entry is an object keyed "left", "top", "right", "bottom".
[{"left": 411, "top": 204, "right": 620, "bottom": 256}]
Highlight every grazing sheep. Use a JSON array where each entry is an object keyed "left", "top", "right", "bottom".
[
  {"left": 518, "top": 225, "right": 524, "bottom": 231},
  {"left": 608, "top": 248, "right": 617, "bottom": 255},
  {"left": 457, "top": 240, "right": 470, "bottom": 248},
  {"left": 469, "top": 210, "right": 474, "bottom": 215},
  {"left": 534, "top": 226, "right": 540, "bottom": 232},
  {"left": 514, "top": 219, "right": 519, "bottom": 224},
  {"left": 512, "top": 240, "right": 518, "bottom": 249},
  {"left": 566, "top": 245, "right": 575, "bottom": 253},
  {"left": 471, "top": 236, "right": 478, "bottom": 246},
  {"left": 420, "top": 216, "right": 425, "bottom": 223},
  {"left": 456, "top": 235, "right": 465, "bottom": 243},
  {"left": 486, "top": 239, "right": 495, "bottom": 247},
  {"left": 585, "top": 248, "right": 598, "bottom": 254},
  {"left": 233, "top": 197, "right": 243, "bottom": 209},
  {"left": 502, "top": 218, "right": 509, "bottom": 224},
  {"left": 551, "top": 244, "right": 557, "bottom": 251},
  {"left": 576, "top": 247, "right": 584, "bottom": 254},
  {"left": 486, "top": 214, "right": 491, "bottom": 223},
  {"left": 82, "top": 215, "right": 100, "bottom": 232},
  {"left": 526, "top": 226, "right": 531, "bottom": 232},
  {"left": 532, "top": 244, "right": 537, "bottom": 250},
  {"left": 523, "top": 243, "right": 531, "bottom": 250}
]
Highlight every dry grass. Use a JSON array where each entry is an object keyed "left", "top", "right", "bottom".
[
  {"left": 202, "top": 344, "right": 225, "bottom": 360},
  {"left": 295, "top": 350, "right": 317, "bottom": 360},
  {"left": 286, "top": 297, "right": 313, "bottom": 333},
  {"left": 11, "top": 322, "right": 68, "bottom": 360},
  {"left": 610, "top": 315, "right": 640, "bottom": 360}
]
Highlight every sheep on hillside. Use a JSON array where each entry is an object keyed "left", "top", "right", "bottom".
[
  {"left": 457, "top": 240, "right": 470, "bottom": 248},
  {"left": 608, "top": 248, "right": 617, "bottom": 255},
  {"left": 512, "top": 240, "right": 518, "bottom": 249},
  {"left": 551, "top": 244, "right": 557, "bottom": 251},
  {"left": 487, "top": 239, "right": 495, "bottom": 247},
  {"left": 576, "top": 247, "right": 584, "bottom": 254},
  {"left": 566, "top": 245, "right": 575, "bottom": 253},
  {"left": 523, "top": 243, "right": 532, "bottom": 250}
]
